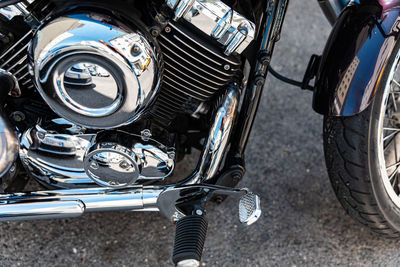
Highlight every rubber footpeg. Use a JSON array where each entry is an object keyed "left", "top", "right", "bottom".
[{"left": 172, "top": 215, "right": 208, "bottom": 265}]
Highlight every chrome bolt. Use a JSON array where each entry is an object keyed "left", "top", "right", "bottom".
[
  {"left": 172, "top": 211, "right": 183, "bottom": 222},
  {"left": 196, "top": 210, "right": 203, "bottom": 216},
  {"left": 131, "top": 45, "right": 141, "bottom": 56},
  {"left": 76, "top": 125, "right": 85, "bottom": 134},
  {"left": 10, "top": 111, "right": 25, "bottom": 122},
  {"left": 165, "top": 26, "right": 171, "bottom": 33},
  {"left": 119, "top": 160, "right": 130, "bottom": 170},
  {"left": 168, "top": 152, "right": 175, "bottom": 159},
  {"left": 150, "top": 28, "right": 160, "bottom": 37},
  {"left": 90, "top": 162, "right": 99, "bottom": 170},
  {"left": 224, "top": 64, "right": 231, "bottom": 71},
  {"left": 141, "top": 129, "right": 152, "bottom": 141},
  {"left": 9, "top": 163, "right": 16, "bottom": 173},
  {"left": 37, "top": 132, "right": 45, "bottom": 139},
  {"left": 167, "top": 148, "right": 176, "bottom": 159}
]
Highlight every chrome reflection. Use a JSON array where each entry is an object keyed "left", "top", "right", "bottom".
[
  {"left": 64, "top": 64, "right": 93, "bottom": 86},
  {"left": 60, "top": 62, "right": 122, "bottom": 117},
  {"left": 166, "top": 0, "right": 255, "bottom": 55},
  {"left": 85, "top": 142, "right": 141, "bottom": 188},
  {"left": 0, "top": 186, "right": 162, "bottom": 221},
  {"left": 184, "top": 85, "right": 240, "bottom": 185},
  {"left": 20, "top": 121, "right": 175, "bottom": 189},
  {"left": 0, "top": 6, "right": 18, "bottom": 20},
  {"left": 84, "top": 132, "right": 175, "bottom": 188},
  {"left": 19, "top": 124, "right": 95, "bottom": 189},
  {"left": 30, "top": 12, "right": 161, "bottom": 129},
  {"left": 0, "top": 183, "right": 259, "bottom": 223}
]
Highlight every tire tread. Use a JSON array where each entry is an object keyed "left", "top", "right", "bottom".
[{"left": 324, "top": 110, "right": 400, "bottom": 238}]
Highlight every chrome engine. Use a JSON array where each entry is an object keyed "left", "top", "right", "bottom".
[{"left": 0, "top": 0, "right": 255, "bottom": 189}]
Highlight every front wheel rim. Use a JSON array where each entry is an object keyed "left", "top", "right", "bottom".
[{"left": 377, "top": 49, "right": 400, "bottom": 208}]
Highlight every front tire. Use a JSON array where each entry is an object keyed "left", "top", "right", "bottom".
[{"left": 323, "top": 45, "right": 400, "bottom": 237}]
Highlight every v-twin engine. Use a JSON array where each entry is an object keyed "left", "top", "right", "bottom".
[
  {"left": 0, "top": 0, "right": 262, "bottom": 219},
  {"left": 0, "top": 0, "right": 270, "bottom": 264},
  {"left": 1, "top": 0, "right": 250, "bottom": 189}
]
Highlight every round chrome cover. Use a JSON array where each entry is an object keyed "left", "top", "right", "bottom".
[
  {"left": 83, "top": 133, "right": 175, "bottom": 188},
  {"left": 84, "top": 143, "right": 140, "bottom": 188},
  {"left": 30, "top": 12, "right": 161, "bottom": 129}
]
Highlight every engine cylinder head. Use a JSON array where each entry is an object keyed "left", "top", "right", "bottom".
[{"left": 30, "top": 12, "right": 162, "bottom": 129}]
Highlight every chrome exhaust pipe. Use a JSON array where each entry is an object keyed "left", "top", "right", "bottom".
[
  {"left": 0, "top": 186, "right": 162, "bottom": 221},
  {"left": 185, "top": 86, "right": 240, "bottom": 185},
  {"left": 0, "top": 112, "right": 18, "bottom": 178}
]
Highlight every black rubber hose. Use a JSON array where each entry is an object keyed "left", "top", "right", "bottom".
[
  {"left": 0, "top": 0, "right": 22, "bottom": 9},
  {"left": 268, "top": 65, "right": 314, "bottom": 91}
]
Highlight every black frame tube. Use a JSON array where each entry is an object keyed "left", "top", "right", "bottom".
[{"left": 228, "top": 0, "right": 290, "bottom": 163}]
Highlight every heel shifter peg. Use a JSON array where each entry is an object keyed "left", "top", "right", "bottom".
[
  {"left": 239, "top": 191, "right": 261, "bottom": 226},
  {"left": 158, "top": 184, "right": 261, "bottom": 225}
]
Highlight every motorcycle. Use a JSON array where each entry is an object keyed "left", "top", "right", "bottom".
[{"left": 0, "top": 0, "right": 398, "bottom": 265}]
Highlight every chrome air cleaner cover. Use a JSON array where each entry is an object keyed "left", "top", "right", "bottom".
[{"left": 30, "top": 12, "right": 161, "bottom": 129}]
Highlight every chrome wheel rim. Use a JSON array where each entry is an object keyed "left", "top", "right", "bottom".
[{"left": 377, "top": 50, "right": 400, "bottom": 208}]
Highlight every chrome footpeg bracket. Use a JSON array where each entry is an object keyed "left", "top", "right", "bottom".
[{"left": 157, "top": 184, "right": 261, "bottom": 225}]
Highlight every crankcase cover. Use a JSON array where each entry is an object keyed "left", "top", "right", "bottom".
[
  {"left": 84, "top": 133, "right": 174, "bottom": 188},
  {"left": 30, "top": 12, "right": 161, "bottom": 129}
]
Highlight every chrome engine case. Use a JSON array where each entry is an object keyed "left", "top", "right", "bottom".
[{"left": 20, "top": 121, "right": 175, "bottom": 189}]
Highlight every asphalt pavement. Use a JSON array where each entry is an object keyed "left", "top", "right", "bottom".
[{"left": 2, "top": 0, "right": 400, "bottom": 266}]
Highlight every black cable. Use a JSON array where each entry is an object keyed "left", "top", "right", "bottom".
[
  {"left": 0, "top": 0, "right": 22, "bottom": 9},
  {"left": 268, "top": 65, "right": 314, "bottom": 91}
]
